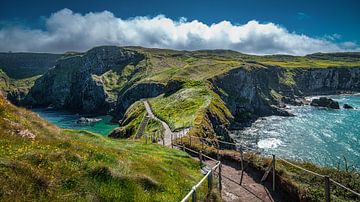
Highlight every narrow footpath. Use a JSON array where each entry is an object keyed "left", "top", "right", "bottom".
[
  {"left": 143, "top": 100, "right": 189, "bottom": 146},
  {"left": 143, "top": 100, "right": 278, "bottom": 202}
]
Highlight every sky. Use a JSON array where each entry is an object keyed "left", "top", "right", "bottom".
[{"left": 0, "top": 0, "right": 359, "bottom": 55}]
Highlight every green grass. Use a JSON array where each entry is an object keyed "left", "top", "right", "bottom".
[
  {"left": 149, "top": 81, "right": 212, "bottom": 130},
  {"left": 144, "top": 118, "right": 164, "bottom": 138},
  {"left": 0, "top": 69, "right": 40, "bottom": 94},
  {"left": 251, "top": 54, "right": 360, "bottom": 69},
  {"left": 0, "top": 95, "right": 208, "bottom": 201},
  {"left": 246, "top": 154, "right": 360, "bottom": 202},
  {"left": 112, "top": 101, "right": 147, "bottom": 138},
  {"left": 279, "top": 69, "right": 296, "bottom": 86},
  {"left": 179, "top": 137, "right": 360, "bottom": 202}
]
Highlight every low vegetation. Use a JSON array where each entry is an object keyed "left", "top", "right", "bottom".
[
  {"left": 0, "top": 69, "right": 40, "bottom": 95},
  {"left": 0, "top": 95, "right": 208, "bottom": 201},
  {"left": 177, "top": 137, "right": 360, "bottom": 202}
]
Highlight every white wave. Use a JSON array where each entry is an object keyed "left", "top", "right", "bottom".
[{"left": 257, "top": 138, "right": 283, "bottom": 149}]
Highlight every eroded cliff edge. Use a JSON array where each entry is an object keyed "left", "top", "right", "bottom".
[{"left": 13, "top": 46, "right": 360, "bottom": 140}]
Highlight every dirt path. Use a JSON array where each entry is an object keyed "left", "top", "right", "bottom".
[
  {"left": 143, "top": 100, "right": 189, "bottom": 146},
  {"left": 143, "top": 100, "right": 279, "bottom": 201},
  {"left": 210, "top": 159, "right": 278, "bottom": 202}
]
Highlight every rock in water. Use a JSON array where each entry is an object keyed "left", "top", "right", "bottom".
[
  {"left": 343, "top": 104, "right": 354, "bottom": 109},
  {"left": 76, "top": 117, "right": 102, "bottom": 124},
  {"left": 310, "top": 97, "right": 340, "bottom": 109}
]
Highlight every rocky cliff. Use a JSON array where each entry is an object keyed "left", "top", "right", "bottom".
[
  {"left": 209, "top": 66, "right": 360, "bottom": 127},
  {"left": 293, "top": 67, "right": 360, "bottom": 95},
  {"left": 15, "top": 46, "right": 360, "bottom": 137},
  {"left": 24, "top": 46, "right": 144, "bottom": 114}
]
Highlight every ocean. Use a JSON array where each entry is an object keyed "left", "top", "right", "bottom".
[
  {"left": 231, "top": 94, "right": 360, "bottom": 170},
  {"left": 32, "top": 108, "right": 118, "bottom": 136}
]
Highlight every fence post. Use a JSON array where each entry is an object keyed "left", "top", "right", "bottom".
[
  {"left": 208, "top": 170, "right": 213, "bottom": 191},
  {"left": 182, "top": 144, "right": 185, "bottom": 151},
  {"left": 240, "top": 149, "right": 244, "bottom": 185},
  {"left": 192, "top": 189, "right": 196, "bottom": 202},
  {"left": 145, "top": 134, "right": 148, "bottom": 144},
  {"left": 272, "top": 155, "right": 276, "bottom": 191},
  {"left": 199, "top": 151, "right": 203, "bottom": 166},
  {"left": 219, "top": 162, "right": 222, "bottom": 194},
  {"left": 324, "top": 176, "right": 330, "bottom": 202}
]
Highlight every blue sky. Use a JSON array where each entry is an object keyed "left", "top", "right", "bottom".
[{"left": 0, "top": 0, "right": 359, "bottom": 55}]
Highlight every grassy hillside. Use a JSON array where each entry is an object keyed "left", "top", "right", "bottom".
[
  {"left": 111, "top": 48, "right": 360, "bottom": 138},
  {"left": 0, "top": 52, "right": 61, "bottom": 79},
  {"left": 0, "top": 95, "right": 208, "bottom": 201},
  {"left": 0, "top": 69, "right": 40, "bottom": 94}
]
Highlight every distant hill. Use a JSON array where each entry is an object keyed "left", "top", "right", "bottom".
[{"left": 0, "top": 52, "right": 62, "bottom": 79}]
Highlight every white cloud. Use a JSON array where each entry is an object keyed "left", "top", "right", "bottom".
[{"left": 0, "top": 8, "right": 358, "bottom": 55}]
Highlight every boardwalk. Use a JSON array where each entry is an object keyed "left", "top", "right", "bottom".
[{"left": 143, "top": 100, "right": 278, "bottom": 202}]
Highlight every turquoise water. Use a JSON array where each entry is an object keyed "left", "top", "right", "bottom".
[
  {"left": 233, "top": 94, "right": 360, "bottom": 170},
  {"left": 32, "top": 109, "right": 118, "bottom": 136}
]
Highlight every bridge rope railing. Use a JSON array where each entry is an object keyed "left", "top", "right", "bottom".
[{"left": 175, "top": 134, "right": 360, "bottom": 202}]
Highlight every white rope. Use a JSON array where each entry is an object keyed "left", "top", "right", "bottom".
[
  {"left": 330, "top": 179, "right": 360, "bottom": 197},
  {"left": 181, "top": 136, "right": 360, "bottom": 199},
  {"left": 277, "top": 157, "right": 325, "bottom": 178},
  {"left": 179, "top": 143, "right": 220, "bottom": 202}
]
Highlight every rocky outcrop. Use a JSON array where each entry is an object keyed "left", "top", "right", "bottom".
[
  {"left": 23, "top": 46, "right": 144, "bottom": 114},
  {"left": 310, "top": 97, "right": 340, "bottom": 109},
  {"left": 76, "top": 117, "right": 102, "bottom": 124},
  {"left": 114, "top": 82, "right": 166, "bottom": 119},
  {"left": 209, "top": 66, "right": 360, "bottom": 127},
  {"left": 343, "top": 104, "right": 354, "bottom": 109},
  {"left": 210, "top": 67, "right": 292, "bottom": 125}
]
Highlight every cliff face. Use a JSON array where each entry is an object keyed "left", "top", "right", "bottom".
[
  {"left": 15, "top": 47, "right": 360, "bottom": 137},
  {"left": 293, "top": 67, "right": 360, "bottom": 95},
  {"left": 209, "top": 66, "right": 360, "bottom": 126},
  {"left": 24, "top": 46, "right": 144, "bottom": 114}
]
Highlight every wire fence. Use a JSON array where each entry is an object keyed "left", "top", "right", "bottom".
[{"left": 174, "top": 135, "right": 360, "bottom": 202}]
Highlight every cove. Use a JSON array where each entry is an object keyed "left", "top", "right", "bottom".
[
  {"left": 232, "top": 94, "right": 360, "bottom": 170},
  {"left": 32, "top": 108, "right": 118, "bottom": 136}
]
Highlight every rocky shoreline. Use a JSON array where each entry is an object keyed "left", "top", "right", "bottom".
[{"left": 2, "top": 46, "right": 359, "bottom": 140}]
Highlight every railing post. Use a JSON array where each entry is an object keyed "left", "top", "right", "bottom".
[
  {"left": 324, "top": 176, "right": 330, "bottom": 202},
  {"left": 208, "top": 170, "right": 213, "bottom": 191},
  {"left": 240, "top": 149, "right": 244, "bottom": 185},
  {"left": 272, "top": 155, "right": 276, "bottom": 191},
  {"left": 145, "top": 134, "right": 148, "bottom": 144},
  {"left": 199, "top": 151, "right": 203, "bottom": 166},
  {"left": 219, "top": 162, "right": 222, "bottom": 194},
  {"left": 182, "top": 144, "right": 185, "bottom": 151},
  {"left": 192, "top": 189, "right": 196, "bottom": 202}
]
